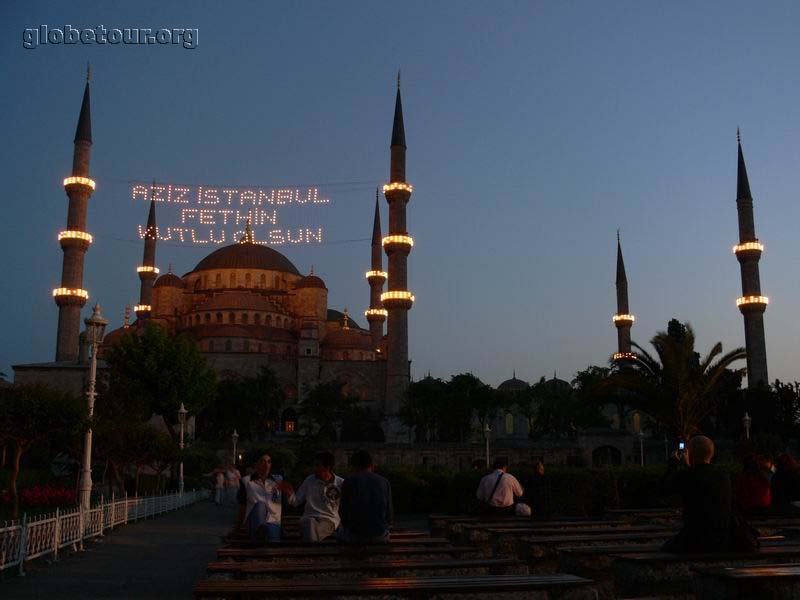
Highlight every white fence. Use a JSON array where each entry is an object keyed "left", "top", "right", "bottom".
[{"left": 0, "top": 489, "right": 209, "bottom": 575}]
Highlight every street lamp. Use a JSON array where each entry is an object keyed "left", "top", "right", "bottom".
[
  {"left": 79, "top": 304, "right": 108, "bottom": 512},
  {"left": 743, "top": 412, "right": 752, "bottom": 440},
  {"left": 178, "top": 403, "right": 188, "bottom": 495},
  {"left": 231, "top": 429, "right": 239, "bottom": 465},
  {"left": 483, "top": 423, "right": 491, "bottom": 469}
]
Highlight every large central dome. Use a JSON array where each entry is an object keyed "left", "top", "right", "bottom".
[{"left": 192, "top": 243, "right": 300, "bottom": 275}]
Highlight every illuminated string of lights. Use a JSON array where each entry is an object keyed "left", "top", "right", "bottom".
[
  {"left": 63, "top": 176, "right": 96, "bottom": 190},
  {"left": 365, "top": 270, "right": 388, "bottom": 279},
  {"left": 52, "top": 288, "right": 89, "bottom": 299},
  {"left": 58, "top": 230, "right": 93, "bottom": 243},
  {"left": 613, "top": 352, "right": 637, "bottom": 361},
  {"left": 381, "top": 291, "right": 415, "bottom": 303},
  {"left": 364, "top": 308, "right": 388, "bottom": 318},
  {"left": 612, "top": 314, "right": 635, "bottom": 323},
  {"left": 133, "top": 304, "right": 152, "bottom": 313},
  {"left": 137, "top": 266, "right": 160, "bottom": 274},
  {"left": 736, "top": 296, "right": 769, "bottom": 307},
  {"left": 733, "top": 242, "right": 764, "bottom": 253}
]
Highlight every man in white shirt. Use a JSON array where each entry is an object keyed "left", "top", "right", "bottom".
[
  {"left": 476, "top": 458, "right": 524, "bottom": 516},
  {"left": 281, "top": 451, "right": 343, "bottom": 542},
  {"left": 242, "top": 454, "right": 283, "bottom": 542}
]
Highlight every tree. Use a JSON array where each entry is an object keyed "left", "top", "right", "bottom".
[
  {"left": 604, "top": 319, "right": 746, "bottom": 440},
  {"left": 402, "top": 376, "right": 449, "bottom": 443},
  {"left": 200, "top": 367, "right": 285, "bottom": 441},
  {"left": 576, "top": 365, "right": 630, "bottom": 429},
  {"left": 299, "top": 381, "right": 362, "bottom": 442},
  {"left": 0, "top": 384, "right": 84, "bottom": 516},
  {"left": 105, "top": 323, "right": 217, "bottom": 441}
]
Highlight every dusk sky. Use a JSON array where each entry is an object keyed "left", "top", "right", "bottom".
[{"left": 3, "top": 2, "right": 799, "bottom": 386}]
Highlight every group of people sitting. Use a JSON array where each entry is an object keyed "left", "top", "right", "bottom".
[
  {"left": 735, "top": 449, "right": 800, "bottom": 517},
  {"left": 235, "top": 449, "right": 393, "bottom": 544},
  {"left": 476, "top": 458, "right": 552, "bottom": 518}
]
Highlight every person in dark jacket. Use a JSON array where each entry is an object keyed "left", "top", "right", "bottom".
[
  {"left": 523, "top": 461, "right": 553, "bottom": 519},
  {"left": 338, "top": 450, "right": 394, "bottom": 544},
  {"left": 771, "top": 453, "right": 800, "bottom": 515},
  {"left": 734, "top": 454, "right": 772, "bottom": 517},
  {"left": 661, "top": 435, "right": 732, "bottom": 554}
]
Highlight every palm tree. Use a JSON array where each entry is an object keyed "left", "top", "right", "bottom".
[{"left": 606, "top": 320, "right": 746, "bottom": 440}]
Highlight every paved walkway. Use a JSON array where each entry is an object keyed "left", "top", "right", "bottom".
[{"left": 1, "top": 499, "right": 236, "bottom": 599}]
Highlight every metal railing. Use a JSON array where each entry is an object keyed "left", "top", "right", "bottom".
[{"left": 0, "top": 489, "right": 209, "bottom": 575}]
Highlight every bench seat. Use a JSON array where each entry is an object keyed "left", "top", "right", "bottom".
[
  {"left": 692, "top": 563, "right": 800, "bottom": 599},
  {"left": 217, "top": 544, "right": 487, "bottom": 562},
  {"left": 193, "top": 573, "right": 597, "bottom": 599}
]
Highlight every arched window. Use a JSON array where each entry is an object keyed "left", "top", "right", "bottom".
[
  {"left": 205, "top": 313, "right": 211, "bottom": 323},
  {"left": 259, "top": 274, "right": 266, "bottom": 287},
  {"left": 245, "top": 273, "right": 252, "bottom": 287},
  {"left": 505, "top": 413, "right": 515, "bottom": 435},
  {"left": 215, "top": 273, "right": 222, "bottom": 288},
  {"left": 266, "top": 314, "right": 272, "bottom": 327},
  {"left": 254, "top": 313, "right": 261, "bottom": 325},
  {"left": 343, "top": 351, "right": 349, "bottom": 360},
  {"left": 202, "top": 275, "right": 208, "bottom": 288},
  {"left": 228, "top": 312, "right": 235, "bottom": 324},
  {"left": 242, "top": 313, "right": 249, "bottom": 324},
  {"left": 274, "top": 275, "right": 280, "bottom": 288},
  {"left": 229, "top": 273, "right": 236, "bottom": 287},
  {"left": 216, "top": 312, "right": 223, "bottom": 324},
  {"left": 282, "top": 408, "right": 297, "bottom": 433},
  {"left": 194, "top": 280, "right": 200, "bottom": 292},
  {"left": 194, "top": 314, "right": 201, "bottom": 325},
  {"left": 225, "top": 339, "right": 232, "bottom": 352}
]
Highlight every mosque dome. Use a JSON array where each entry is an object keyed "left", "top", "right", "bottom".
[
  {"left": 295, "top": 274, "right": 327, "bottom": 290},
  {"left": 323, "top": 328, "right": 373, "bottom": 351},
  {"left": 153, "top": 272, "right": 184, "bottom": 288},
  {"left": 498, "top": 375, "right": 529, "bottom": 393},
  {"left": 191, "top": 243, "right": 300, "bottom": 275}
]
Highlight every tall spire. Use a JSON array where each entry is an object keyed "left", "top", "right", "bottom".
[
  {"left": 391, "top": 71, "right": 406, "bottom": 149},
  {"left": 136, "top": 190, "right": 158, "bottom": 321},
  {"left": 240, "top": 218, "right": 255, "bottom": 244},
  {"left": 615, "top": 230, "right": 627, "bottom": 287},
  {"left": 74, "top": 75, "right": 92, "bottom": 144},
  {"left": 371, "top": 188, "right": 382, "bottom": 266},
  {"left": 737, "top": 129, "right": 752, "bottom": 201},
  {"left": 366, "top": 188, "right": 387, "bottom": 351},
  {"left": 612, "top": 232, "right": 634, "bottom": 362}
]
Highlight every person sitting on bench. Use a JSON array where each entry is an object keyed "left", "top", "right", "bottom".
[
  {"left": 477, "top": 457, "right": 524, "bottom": 516},
  {"left": 661, "top": 435, "right": 732, "bottom": 553},
  {"left": 338, "top": 450, "right": 394, "bottom": 544},
  {"left": 242, "top": 453, "right": 284, "bottom": 543},
  {"left": 280, "top": 450, "right": 344, "bottom": 542}
]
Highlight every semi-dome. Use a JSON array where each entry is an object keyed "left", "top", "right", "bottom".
[
  {"left": 191, "top": 243, "right": 300, "bottom": 275},
  {"left": 154, "top": 272, "right": 184, "bottom": 288},
  {"left": 323, "top": 328, "right": 373, "bottom": 350}
]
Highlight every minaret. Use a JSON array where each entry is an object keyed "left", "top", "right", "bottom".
[
  {"left": 134, "top": 191, "right": 159, "bottom": 321},
  {"left": 612, "top": 232, "right": 635, "bottom": 362},
  {"left": 365, "top": 188, "right": 387, "bottom": 351},
  {"left": 733, "top": 130, "right": 769, "bottom": 387},
  {"left": 382, "top": 72, "right": 415, "bottom": 414},
  {"left": 54, "top": 68, "right": 96, "bottom": 362}
]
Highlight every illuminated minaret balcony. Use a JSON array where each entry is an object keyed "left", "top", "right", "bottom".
[
  {"left": 365, "top": 308, "right": 388, "bottom": 319},
  {"left": 365, "top": 270, "right": 388, "bottom": 281},
  {"left": 613, "top": 352, "right": 637, "bottom": 362},
  {"left": 58, "top": 230, "right": 93, "bottom": 248},
  {"left": 63, "top": 176, "right": 96, "bottom": 190},
  {"left": 383, "top": 182, "right": 414, "bottom": 194},
  {"left": 137, "top": 266, "right": 160, "bottom": 275},
  {"left": 382, "top": 235, "right": 413, "bottom": 252},
  {"left": 736, "top": 295, "right": 769, "bottom": 312},
  {"left": 381, "top": 290, "right": 415, "bottom": 309},
  {"left": 612, "top": 314, "right": 635, "bottom": 326},
  {"left": 52, "top": 287, "right": 89, "bottom": 306},
  {"left": 733, "top": 241, "right": 764, "bottom": 262},
  {"left": 134, "top": 304, "right": 152, "bottom": 313}
]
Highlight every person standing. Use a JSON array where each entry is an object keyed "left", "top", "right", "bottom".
[
  {"left": 280, "top": 451, "right": 343, "bottom": 542},
  {"left": 338, "top": 450, "right": 393, "bottom": 544},
  {"left": 242, "top": 453, "right": 283, "bottom": 543},
  {"left": 523, "top": 461, "right": 552, "bottom": 519},
  {"left": 477, "top": 458, "right": 524, "bottom": 516}
]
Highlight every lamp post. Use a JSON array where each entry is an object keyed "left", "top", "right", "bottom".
[
  {"left": 483, "top": 423, "right": 491, "bottom": 469},
  {"left": 79, "top": 304, "right": 108, "bottom": 512},
  {"left": 178, "top": 403, "right": 187, "bottom": 495},
  {"left": 743, "top": 412, "right": 752, "bottom": 441},
  {"left": 638, "top": 431, "right": 645, "bottom": 467},
  {"left": 231, "top": 429, "right": 239, "bottom": 465}
]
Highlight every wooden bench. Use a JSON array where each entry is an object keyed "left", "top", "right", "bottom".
[
  {"left": 457, "top": 520, "right": 632, "bottom": 543},
  {"left": 193, "top": 573, "right": 598, "bottom": 598},
  {"left": 223, "top": 531, "right": 431, "bottom": 548},
  {"left": 467, "top": 524, "right": 673, "bottom": 549},
  {"left": 206, "top": 557, "right": 527, "bottom": 579},
  {"left": 217, "top": 544, "right": 487, "bottom": 562},
  {"left": 692, "top": 563, "right": 800, "bottom": 599},
  {"left": 614, "top": 547, "right": 800, "bottom": 597}
]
